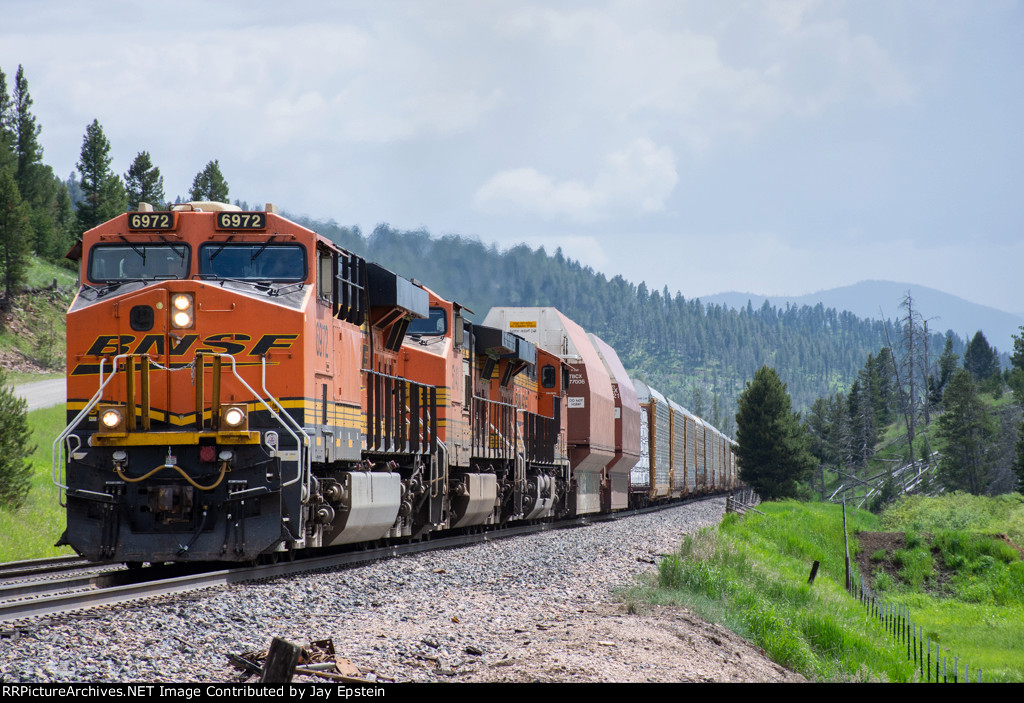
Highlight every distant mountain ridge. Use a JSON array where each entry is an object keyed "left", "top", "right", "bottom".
[{"left": 700, "top": 280, "right": 1023, "bottom": 353}]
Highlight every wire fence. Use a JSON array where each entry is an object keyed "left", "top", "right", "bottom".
[
  {"left": 839, "top": 499, "right": 984, "bottom": 682},
  {"left": 847, "top": 575, "right": 982, "bottom": 682}
]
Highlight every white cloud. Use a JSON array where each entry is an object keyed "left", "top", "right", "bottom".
[
  {"left": 474, "top": 169, "right": 597, "bottom": 221},
  {"left": 474, "top": 139, "right": 677, "bottom": 221},
  {"left": 597, "top": 140, "right": 679, "bottom": 214},
  {"left": 496, "top": 2, "right": 913, "bottom": 149}
]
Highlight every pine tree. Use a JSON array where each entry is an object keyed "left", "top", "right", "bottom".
[
  {"left": 50, "top": 177, "right": 76, "bottom": 260},
  {"left": 964, "top": 331, "right": 999, "bottom": 381},
  {"left": 1010, "top": 327, "right": 1024, "bottom": 494},
  {"left": 936, "top": 369, "right": 993, "bottom": 495},
  {"left": 76, "top": 120, "right": 126, "bottom": 233},
  {"left": 0, "top": 168, "right": 31, "bottom": 305},
  {"left": 125, "top": 151, "right": 165, "bottom": 210},
  {"left": 806, "top": 395, "right": 839, "bottom": 498},
  {"left": 64, "top": 171, "right": 83, "bottom": 206},
  {"left": 847, "top": 379, "right": 877, "bottom": 468},
  {"left": 188, "top": 160, "right": 229, "bottom": 202},
  {"left": 12, "top": 66, "right": 44, "bottom": 205},
  {"left": 0, "top": 367, "right": 33, "bottom": 508},
  {"left": 735, "top": 366, "right": 815, "bottom": 500},
  {"left": 0, "top": 67, "right": 14, "bottom": 174},
  {"left": 1012, "top": 326, "right": 1024, "bottom": 376},
  {"left": 935, "top": 335, "right": 959, "bottom": 395}
]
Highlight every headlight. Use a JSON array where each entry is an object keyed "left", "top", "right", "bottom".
[
  {"left": 97, "top": 405, "right": 125, "bottom": 433},
  {"left": 170, "top": 293, "right": 194, "bottom": 329},
  {"left": 101, "top": 408, "right": 122, "bottom": 428},
  {"left": 221, "top": 405, "right": 247, "bottom": 430}
]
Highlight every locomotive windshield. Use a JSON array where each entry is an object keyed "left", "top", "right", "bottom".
[
  {"left": 88, "top": 244, "right": 190, "bottom": 282},
  {"left": 406, "top": 306, "right": 447, "bottom": 336},
  {"left": 198, "top": 243, "right": 306, "bottom": 282}
]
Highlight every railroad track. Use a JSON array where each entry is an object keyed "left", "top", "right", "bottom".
[
  {"left": 0, "top": 555, "right": 96, "bottom": 580},
  {"left": 0, "top": 496, "right": 721, "bottom": 627},
  {"left": 0, "top": 513, "right": 605, "bottom": 625}
]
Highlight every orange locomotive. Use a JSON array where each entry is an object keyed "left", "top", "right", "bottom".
[
  {"left": 54, "top": 201, "right": 735, "bottom": 565},
  {"left": 398, "top": 288, "right": 572, "bottom": 526},
  {"left": 56, "top": 202, "right": 434, "bottom": 562},
  {"left": 54, "top": 202, "right": 573, "bottom": 563}
]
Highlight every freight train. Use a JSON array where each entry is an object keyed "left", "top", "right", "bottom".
[{"left": 53, "top": 202, "right": 737, "bottom": 564}]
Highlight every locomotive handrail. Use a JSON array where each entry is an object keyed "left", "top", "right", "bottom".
[
  {"left": 52, "top": 355, "right": 125, "bottom": 492},
  {"left": 257, "top": 355, "right": 311, "bottom": 490},
  {"left": 51, "top": 353, "right": 312, "bottom": 497},
  {"left": 470, "top": 394, "right": 518, "bottom": 460},
  {"left": 140, "top": 351, "right": 311, "bottom": 494},
  {"left": 183, "top": 351, "right": 310, "bottom": 492},
  {"left": 401, "top": 397, "right": 434, "bottom": 453},
  {"left": 363, "top": 368, "right": 437, "bottom": 456}
]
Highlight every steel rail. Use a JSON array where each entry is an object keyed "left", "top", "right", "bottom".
[
  {"left": 0, "top": 555, "right": 93, "bottom": 579},
  {"left": 0, "top": 497, "right": 718, "bottom": 625}
]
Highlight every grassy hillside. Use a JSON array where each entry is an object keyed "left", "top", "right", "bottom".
[
  {"left": 0, "top": 257, "right": 76, "bottom": 556},
  {"left": 630, "top": 499, "right": 1024, "bottom": 682},
  {"left": 0, "top": 256, "right": 75, "bottom": 381},
  {"left": 0, "top": 404, "right": 73, "bottom": 561}
]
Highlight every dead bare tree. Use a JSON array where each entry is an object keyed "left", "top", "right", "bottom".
[{"left": 880, "top": 291, "right": 932, "bottom": 467}]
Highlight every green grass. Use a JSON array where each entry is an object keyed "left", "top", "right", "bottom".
[
  {"left": 627, "top": 499, "right": 1024, "bottom": 682},
  {"left": 882, "top": 493, "right": 1024, "bottom": 546},
  {"left": 24, "top": 256, "right": 77, "bottom": 289},
  {"left": 625, "top": 502, "right": 917, "bottom": 681},
  {"left": 4, "top": 370, "right": 63, "bottom": 385},
  {"left": 874, "top": 497, "right": 1024, "bottom": 681},
  {"left": 897, "top": 595, "right": 1024, "bottom": 682},
  {"left": 0, "top": 404, "right": 74, "bottom": 562}
]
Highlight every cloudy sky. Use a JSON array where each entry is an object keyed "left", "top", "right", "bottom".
[{"left": 3, "top": 0, "right": 1022, "bottom": 315}]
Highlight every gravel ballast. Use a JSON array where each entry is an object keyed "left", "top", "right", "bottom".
[{"left": 0, "top": 497, "right": 803, "bottom": 683}]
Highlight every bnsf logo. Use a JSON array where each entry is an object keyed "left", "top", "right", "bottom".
[{"left": 72, "top": 333, "right": 299, "bottom": 375}]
